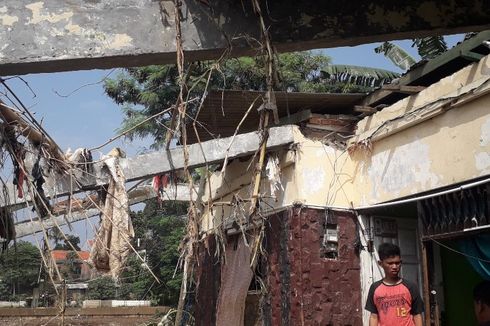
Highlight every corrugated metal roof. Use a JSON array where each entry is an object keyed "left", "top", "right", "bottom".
[{"left": 187, "top": 90, "right": 365, "bottom": 143}]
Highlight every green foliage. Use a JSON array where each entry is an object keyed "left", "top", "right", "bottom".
[
  {"left": 0, "top": 241, "right": 41, "bottom": 300},
  {"left": 321, "top": 65, "right": 400, "bottom": 88},
  {"left": 0, "top": 281, "right": 10, "bottom": 300},
  {"left": 412, "top": 36, "right": 448, "bottom": 60},
  {"left": 53, "top": 234, "right": 81, "bottom": 251},
  {"left": 87, "top": 276, "right": 117, "bottom": 300},
  {"left": 374, "top": 41, "right": 417, "bottom": 71},
  {"left": 118, "top": 200, "right": 187, "bottom": 306},
  {"left": 376, "top": 36, "right": 452, "bottom": 71},
  {"left": 49, "top": 228, "right": 64, "bottom": 248}
]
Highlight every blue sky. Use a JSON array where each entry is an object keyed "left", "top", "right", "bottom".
[{"left": 2, "top": 34, "right": 465, "bottom": 248}]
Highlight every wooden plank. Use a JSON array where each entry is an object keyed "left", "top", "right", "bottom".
[
  {"left": 354, "top": 105, "right": 377, "bottom": 114},
  {"left": 461, "top": 51, "right": 484, "bottom": 62},
  {"left": 381, "top": 85, "right": 426, "bottom": 94},
  {"left": 278, "top": 109, "right": 313, "bottom": 125},
  {"left": 305, "top": 123, "right": 352, "bottom": 133}
]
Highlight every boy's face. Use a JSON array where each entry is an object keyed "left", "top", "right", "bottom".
[
  {"left": 474, "top": 300, "right": 490, "bottom": 323},
  {"left": 379, "top": 255, "right": 401, "bottom": 278}
]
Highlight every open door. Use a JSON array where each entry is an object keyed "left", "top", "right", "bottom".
[{"left": 360, "top": 215, "right": 423, "bottom": 324}]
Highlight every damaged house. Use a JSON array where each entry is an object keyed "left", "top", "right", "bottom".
[
  {"left": 187, "top": 33, "right": 490, "bottom": 325},
  {"left": 1, "top": 0, "right": 490, "bottom": 324},
  {"left": 3, "top": 31, "right": 490, "bottom": 326}
]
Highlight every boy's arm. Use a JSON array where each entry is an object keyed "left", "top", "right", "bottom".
[
  {"left": 369, "top": 313, "right": 379, "bottom": 326},
  {"left": 413, "top": 313, "right": 423, "bottom": 326}
]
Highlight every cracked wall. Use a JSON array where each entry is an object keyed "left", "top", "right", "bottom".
[{"left": 351, "top": 54, "right": 490, "bottom": 205}]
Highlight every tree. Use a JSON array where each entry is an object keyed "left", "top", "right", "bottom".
[
  {"left": 49, "top": 228, "right": 64, "bottom": 249},
  {"left": 87, "top": 276, "right": 117, "bottom": 300},
  {"left": 374, "top": 36, "right": 451, "bottom": 71},
  {"left": 0, "top": 241, "right": 41, "bottom": 300},
  {"left": 118, "top": 200, "right": 187, "bottom": 305},
  {"left": 62, "top": 235, "right": 81, "bottom": 251}
]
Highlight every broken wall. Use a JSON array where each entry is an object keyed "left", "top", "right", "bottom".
[
  {"left": 199, "top": 136, "right": 357, "bottom": 233},
  {"left": 199, "top": 54, "right": 490, "bottom": 219},
  {"left": 350, "top": 54, "right": 490, "bottom": 205}
]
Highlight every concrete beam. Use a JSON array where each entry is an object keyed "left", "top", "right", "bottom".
[
  {"left": 14, "top": 183, "right": 194, "bottom": 238},
  {"left": 1, "top": 1, "right": 490, "bottom": 75},
  {"left": 58, "top": 125, "right": 294, "bottom": 196}
]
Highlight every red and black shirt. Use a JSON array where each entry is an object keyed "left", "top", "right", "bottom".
[{"left": 365, "top": 279, "right": 424, "bottom": 326}]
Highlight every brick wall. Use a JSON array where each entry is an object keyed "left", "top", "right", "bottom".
[{"left": 265, "top": 207, "right": 362, "bottom": 325}]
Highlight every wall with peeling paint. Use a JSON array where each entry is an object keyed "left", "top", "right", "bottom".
[{"left": 350, "top": 54, "right": 490, "bottom": 205}]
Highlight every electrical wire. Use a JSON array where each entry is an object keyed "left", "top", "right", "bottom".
[{"left": 428, "top": 237, "right": 490, "bottom": 263}]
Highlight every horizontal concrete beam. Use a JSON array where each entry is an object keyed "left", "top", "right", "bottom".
[
  {"left": 50, "top": 125, "right": 295, "bottom": 197},
  {"left": 1, "top": 1, "right": 490, "bottom": 75},
  {"left": 14, "top": 183, "right": 195, "bottom": 238}
]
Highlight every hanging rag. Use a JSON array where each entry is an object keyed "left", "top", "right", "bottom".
[
  {"left": 13, "top": 166, "right": 25, "bottom": 198},
  {"left": 31, "top": 156, "right": 51, "bottom": 218},
  {"left": 265, "top": 155, "right": 283, "bottom": 200},
  {"left": 152, "top": 173, "right": 174, "bottom": 203},
  {"left": 66, "top": 148, "right": 93, "bottom": 174},
  {"left": 215, "top": 235, "right": 254, "bottom": 326},
  {"left": 89, "top": 150, "right": 134, "bottom": 280}
]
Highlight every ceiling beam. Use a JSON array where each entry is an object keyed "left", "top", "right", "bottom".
[{"left": 1, "top": 1, "right": 490, "bottom": 75}]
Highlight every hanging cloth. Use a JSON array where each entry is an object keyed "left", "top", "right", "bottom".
[
  {"left": 89, "top": 151, "right": 134, "bottom": 280},
  {"left": 215, "top": 234, "right": 254, "bottom": 326},
  {"left": 458, "top": 234, "right": 490, "bottom": 280}
]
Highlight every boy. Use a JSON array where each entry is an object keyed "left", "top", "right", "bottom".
[
  {"left": 474, "top": 280, "right": 490, "bottom": 326},
  {"left": 365, "top": 243, "right": 424, "bottom": 326}
]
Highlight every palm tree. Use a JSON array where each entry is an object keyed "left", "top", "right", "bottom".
[
  {"left": 323, "top": 35, "right": 453, "bottom": 89},
  {"left": 374, "top": 36, "right": 449, "bottom": 71},
  {"left": 48, "top": 228, "right": 64, "bottom": 249}
]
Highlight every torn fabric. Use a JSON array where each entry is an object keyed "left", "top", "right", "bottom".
[
  {"left": 216, "top": 235, "right": 254, "bottom": 326},
  {"left": 266, "top": 155, "right": 283, "bottom": 199},
  {"left": 90, "top": 152, "right": 134, "bottom": 280}
]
